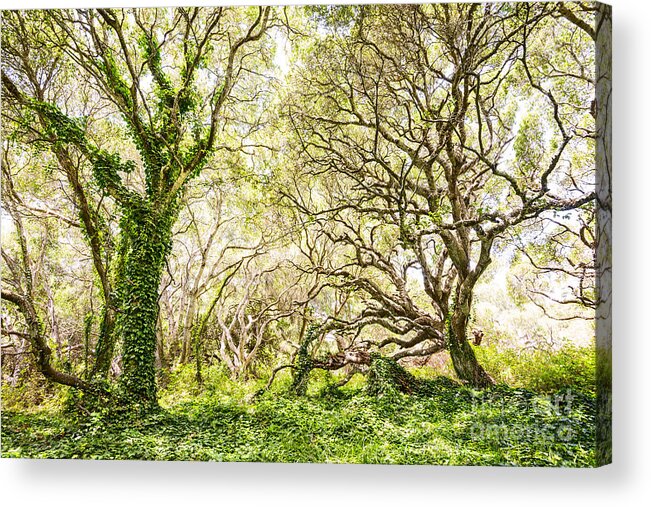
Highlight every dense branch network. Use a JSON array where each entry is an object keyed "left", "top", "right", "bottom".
[{"left": 282, "top": 3, "right": 596, "bottom": 384}]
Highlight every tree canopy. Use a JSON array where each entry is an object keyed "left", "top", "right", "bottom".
[{"left": 1, "top": 3, "right": 600, "bottom": 408}]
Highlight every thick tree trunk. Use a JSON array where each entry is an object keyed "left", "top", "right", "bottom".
[
  {"left": 115, "top": 209, "right": 174, "bottom": 405},
  {"left": 448, "top": 303, "right": 494, "bottom": 388}
]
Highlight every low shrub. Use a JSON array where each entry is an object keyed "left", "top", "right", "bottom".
[{"left": 475, "top": 343, "right": 596, "bottom": 395}]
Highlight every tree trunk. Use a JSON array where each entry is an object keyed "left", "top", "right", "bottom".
[
  {"left": 92, "top": 302, "right": 117, "bottom": 377},
  {"left": 194, "top": 325, "right": 203, "bottom": 386},
  {"left": 92, "top": 227, "right": 125, "bottom": 377},
  {"left": 179, "top": 292, "right": 199, "bottom": 364},
  {"left": 448, "top": 299, "right": 494, "bottom": 388},
  {"left": 115, "top": 208, "right": 174, "bottom": 405}
]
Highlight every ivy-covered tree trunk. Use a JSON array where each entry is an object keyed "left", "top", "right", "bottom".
[
  {"left": 92, "top": 298, "right": 117, "bottom": 378},
  {"left": 291, "top": 323, "right": 320, "bottom": 395},
  {"left": 115, "top": 207, "right": 175, "bottom": 404}
]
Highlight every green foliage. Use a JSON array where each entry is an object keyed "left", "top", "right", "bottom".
[
  {"left": 114, "top": 206, "right": 177, "bottom": 405},
  {"left": 367, "top": 354, "right": 422, "bottom": 396},
  {"left": 27, "top": 98, "right": 137, "bottom": 204},
  {"left": 475, "top": 344, "right": 597, "bottom": 395},
  {"left": 290, "top": 322, "right": 320, "bottom": 395},
  {"left": 1, "top": 369, "right": 68, "bottom": 413},
  {"left": 306, "top": 5, "right": 360, "bottom": 32},
  {"left": 1, "top": 365, "right": 596, "bottom": 466},
  {"left": 1, "top": 5, "right": 600, "bottom": 468}
]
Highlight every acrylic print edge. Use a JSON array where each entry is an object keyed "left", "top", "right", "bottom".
[{"left": 595, "top": 1, "right": 612, "bottom": 467}]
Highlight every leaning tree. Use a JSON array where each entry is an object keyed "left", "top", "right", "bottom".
[
  {"left": 283, "top": 3, "right": 596, "bottom": 386},
  {"left": 2, "top": 7, "right": 274, "bottom": 404}
]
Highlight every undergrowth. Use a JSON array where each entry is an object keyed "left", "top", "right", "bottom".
[{"left": 1, "top": 361, "right": 596, "bottom": 466}]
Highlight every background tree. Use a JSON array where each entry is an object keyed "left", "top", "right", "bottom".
[
  {"left": 1, "top": 148, "right": 98, "bottom": 392},
  {"left": 1, "top": 11, "right": 120, "bottom": 380},
  {"left": 281, "top": 3, "right": 596, "bottom": 386},
  {"left": 2, "top": 7, "right": 274, "bottom": 403}
]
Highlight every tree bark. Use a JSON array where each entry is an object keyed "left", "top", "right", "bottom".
[{"left": 447, "top": 290, "right": 494, "bottom": 388}]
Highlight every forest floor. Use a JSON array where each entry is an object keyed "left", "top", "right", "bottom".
[{"left": 1, "top": 367, "right": 596, "bottom": 466}]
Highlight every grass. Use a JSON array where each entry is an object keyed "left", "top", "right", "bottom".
[
  {"left": 1, "top": 364, "right": 596, "bottom": 466},
  {"left": 475, "top": 344, "right": 597, "bottom": 396}
]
